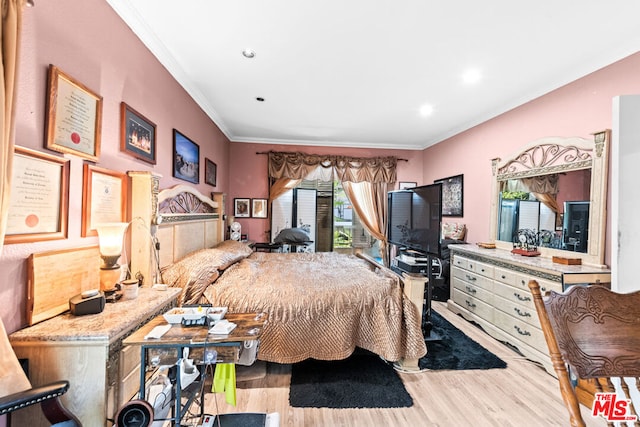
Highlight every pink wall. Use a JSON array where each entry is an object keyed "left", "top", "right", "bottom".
[
  {"left": 228, "top": 142, "right": 424, "bottom": 242},
  {"left": 422, "top": 51, "right": 640, "bottom": 266},
  {"left": 0, "top": 0, "right": 230, "bottom": 334}
]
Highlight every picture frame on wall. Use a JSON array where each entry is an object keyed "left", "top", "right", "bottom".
[
  {"left": 120, "top": 102, "right": 156, "bottom": 164},
  {"left": 434, "top": 174, "right": 464, "bottom": 217},
  {"left": 173, "top": 129, "right": 199, "bottom": 184},
  {"left": 81, "top": 164, "right": 127, "bottom": 237},
  {"left": 234, "top": 198, "right": 250, "bottom": 217},
  {"left": 399, "top": 181, "right": 417, "bottom": 190},
  {"left": 252, "top": 198, "right": 268, "bottom": 218},
  {"left": 4, "top": 146, "right": 70, "bottom": 244},
  {"left": 45, "top": 64, "right": 103, "bottom": 162},
  {"left": 205, "top": 158, "right": 217, "bottom": 186}
]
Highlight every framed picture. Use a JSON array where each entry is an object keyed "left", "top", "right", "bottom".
[
  {"left": 399, "top": 181, "right": 417, "bottom": 190},
  {"left": 252, "top": 198, "right": 268, "bottom": 218},
  {"left": 81, "top": 164, "right": 127, "bottom": 237},
  {"left": 234, "top": 198, "right": 250, "bottom": 218},
  {"left": 45, "top": 64, "right": 103, "bottom": 162},
  {"left": 120, "top": 102, "right": 156, "bottom": 164},
  {"left": 4, "top": 146, "right": 70, "bottom": 244},
  {"left": 205, "top": 158, "right": 217, "bottom": 186},
  {"left": 434, "top": 174, "right": 464, "bottom": 217},
  {"left": 173, "top": 129, "right": 199, "bottom": 184}
]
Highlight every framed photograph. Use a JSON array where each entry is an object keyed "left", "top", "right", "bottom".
[
  {"left": 205, "top": 158, "right": 217, "bottom": 186},
  {"left": 234, "top": 198, "right": 250, "bottom": 218},
  {"left": 45, "top": 64, "right": 102, "bottom": 162},
  {"left": 81, "top": 164, "right": 127, "bottom": 237},
  {"left": 434, "top": 174, "right": 464, "bottom": 217},
  {"left": 4, "top": 146, "right": 70, "bottom": 244},
  {"left": 120, "top": 102, "right": 156, "bottom": 164},
  {"left": 399, "top": 181, "right": 417, "bottom": 190},
  {"left": 173, "top": 129, "right": 199, "bottom": 184},
  {"left": 252, "top": 198, "right": 268, "bottom": 218}
]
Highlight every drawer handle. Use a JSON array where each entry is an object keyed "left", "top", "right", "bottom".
[
  {"left": 465, "top": 274, "right": 477, "bottom": 281},
  {"left": 465, "top": 286, "right": 477, "bottom": 294},
  {"left": 465, "top": 300, "right": 476, "bottom": 309},
  {"left": 514, "top": 308, "right": 531, "bottom": 318},
  {"left": 501, "top": 275, "right": 507, "bottom": 279},
  {"left": 514, "top": 326, "right": 531, "bottom": 336},
  {"left": 513, "top": 292, "right": 531, "bottom": 302}
]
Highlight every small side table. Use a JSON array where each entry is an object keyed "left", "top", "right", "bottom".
[{"left": 252, "top": 242, "right": 283, "bottom": 252}]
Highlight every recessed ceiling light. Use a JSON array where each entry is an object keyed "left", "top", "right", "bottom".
[
  {"left": 242, "top": 49, "right": 256, "bottom": 59},
  {"left": 462, "top": 68, "right": 482, "bottom": 84},
  {"left": 419, "top": 104, "right": 434, "bottom": 117}
]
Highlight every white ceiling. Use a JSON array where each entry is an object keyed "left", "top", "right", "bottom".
[{"left": 107, "top": 0, "right": 640, "bottom": 150}]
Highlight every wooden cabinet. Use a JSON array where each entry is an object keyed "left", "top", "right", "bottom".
[
  {"left": 448, "top": 244, "right": 610, "bottom": 376},
  {"left": 10, "top": 287, "right": 180, "bottom": 427}
]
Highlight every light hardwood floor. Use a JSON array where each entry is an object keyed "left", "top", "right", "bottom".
[{"left": 190, "top": 302, "right": 605, "bottom": 427}]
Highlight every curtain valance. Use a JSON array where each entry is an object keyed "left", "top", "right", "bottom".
[{"left": 267, "top": 151, "right": 397, "bottom": 184}]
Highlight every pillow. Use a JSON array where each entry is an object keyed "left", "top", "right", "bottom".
[
  {"left": 210, "top": 240, "right": 254, "bottom": 269},
  {"left": 160, "top": 255, "right": 220, "bottom": 306},
  {"left": 273, "top": 228, "right": 311, "bottom": 244},
  {"left": 442, "top": 222, "right": 466, "bottom": 241},
  {"left": 160, "top": 241, "right": 252, "bottom": 305}
]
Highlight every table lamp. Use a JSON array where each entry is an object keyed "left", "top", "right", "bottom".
[{"left": 96, "top": 222, "right": 129, "bottom": 291}]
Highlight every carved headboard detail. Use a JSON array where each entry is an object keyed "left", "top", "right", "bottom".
[{"left": 157, "top": 184, "right": 218, "bottom": 223}]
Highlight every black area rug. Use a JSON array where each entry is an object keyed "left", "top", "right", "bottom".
[
  {"left": 289, "top": 350, "right": 413, "bottom": 409},
  {"left": 419, "top": 311, "right": 507, "bottom": 370}
]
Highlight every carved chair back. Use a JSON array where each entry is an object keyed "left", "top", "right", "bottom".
[{"left": 529, "top": 280, "right": 640, "bottom": 427}]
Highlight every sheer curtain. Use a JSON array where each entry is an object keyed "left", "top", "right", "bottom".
[
  {"left": 267, "top": 151, "right": 397, "bottom": 266},
  {"left": 0, "top": 0, "right": 25, "bottom": 254}
]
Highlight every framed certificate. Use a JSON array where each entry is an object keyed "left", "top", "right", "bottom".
[
  {"left": 81, "top": 164, "right": 128, "bottom": 237},
  {"left": 45, "top": 64, "right": 103, "bottom": 162},
  {"left": 4, "top": 146, "right": 70, "bottom": 244}
]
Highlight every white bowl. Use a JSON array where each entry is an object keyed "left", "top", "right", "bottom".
[
  {"left": 207, "top": 307, "right": 228, "bottom": 321},
  {"left": 163, "top": 308, "right": 187, "bottom": 324}
]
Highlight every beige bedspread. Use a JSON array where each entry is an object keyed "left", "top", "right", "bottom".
[{"left": 202, "top": 251, "right": 427, "bottom": 364}]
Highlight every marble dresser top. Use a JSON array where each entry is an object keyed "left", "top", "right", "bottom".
[
  {"left": 10, "top": 287, "right": 180, "bottom": 344},
  {"left": 449, "top": 244, "right": 611, "bottom": 276}
]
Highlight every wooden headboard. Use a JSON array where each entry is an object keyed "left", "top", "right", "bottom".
[
  {"left": 155, "top": 184, "right": 223, "bottom": 269},
  {"left": 129, "top": 172, "right": 224, "bottom": 285}
]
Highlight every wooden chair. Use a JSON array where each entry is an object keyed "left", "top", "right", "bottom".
[
  {"left": 528, "top": 280, "right": 640, "bottom": 427},
  {"left": 0, "top": 318, "right": 81, "bottom": 426}
]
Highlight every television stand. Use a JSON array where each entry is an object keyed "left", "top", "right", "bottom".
[{"left": 392, "top": 252, "right": 442, "bottom": 343}]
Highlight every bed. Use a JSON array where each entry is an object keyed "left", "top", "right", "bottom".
[{"left": 129, "top": 176, "right": 427, "bottom": 365}]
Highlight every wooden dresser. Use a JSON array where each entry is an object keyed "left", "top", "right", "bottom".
[
  {"left": 9, "top": 287, "right": 180, "bottom": 427},
  {"left": 447, "top": 244, "right": 610, "bottom": 376}
]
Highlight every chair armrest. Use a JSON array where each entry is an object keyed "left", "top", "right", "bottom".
[{"left": 0, "top": 380, "right": 69, "bottom": 415}]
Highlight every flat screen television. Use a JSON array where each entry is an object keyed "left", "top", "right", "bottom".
[{"left": 387, "top": 183, "right": 442, "bottom": 257}]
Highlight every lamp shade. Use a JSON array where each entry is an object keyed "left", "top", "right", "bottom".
[{"left": 96, "top": 222, "right": 129, "bottom": 267}]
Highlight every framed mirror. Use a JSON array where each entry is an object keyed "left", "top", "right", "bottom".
[{"left": 488, "top": 130, "right": 609, "bottom": 267}]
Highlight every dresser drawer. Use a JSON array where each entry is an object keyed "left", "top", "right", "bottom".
[
  {"left": 494, "top": 266, "right": 518, "bottom": 286},
  {"left": 466, "top": 259, "right": 494, "bottom": 279},
  {"left": 452, "top": 267, "right": 494, "bottom": 292},
  {"left": 453, "top": 276, "right": 493, "bottom": 304},
  {"left": 452, "top": 288, "right": 493, "bottom": 321},
  {"left": 493, "top": 281, "right": 535, "bottom": 310},
  {"left": 493, "top": 292, "right": 540, "bottom": 328},
  {"left": 452, "top": 254, "right": 469, "bottom": 270},
  {"left": 119, "top": 364, "right": 142, "bottom": 407},
  {"left": 120, "top": 344, "right": 141, "bottom": 378},
  {"left": 493, "top": 308, "right": 546, "bottom": 352},
  {"left": 513, "top": 273, "right": 562, "bottom": 294}
]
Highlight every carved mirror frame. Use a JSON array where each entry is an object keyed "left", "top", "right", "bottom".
[{"left": 489, "top": 130, "right": 609, "bottom": 267}]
